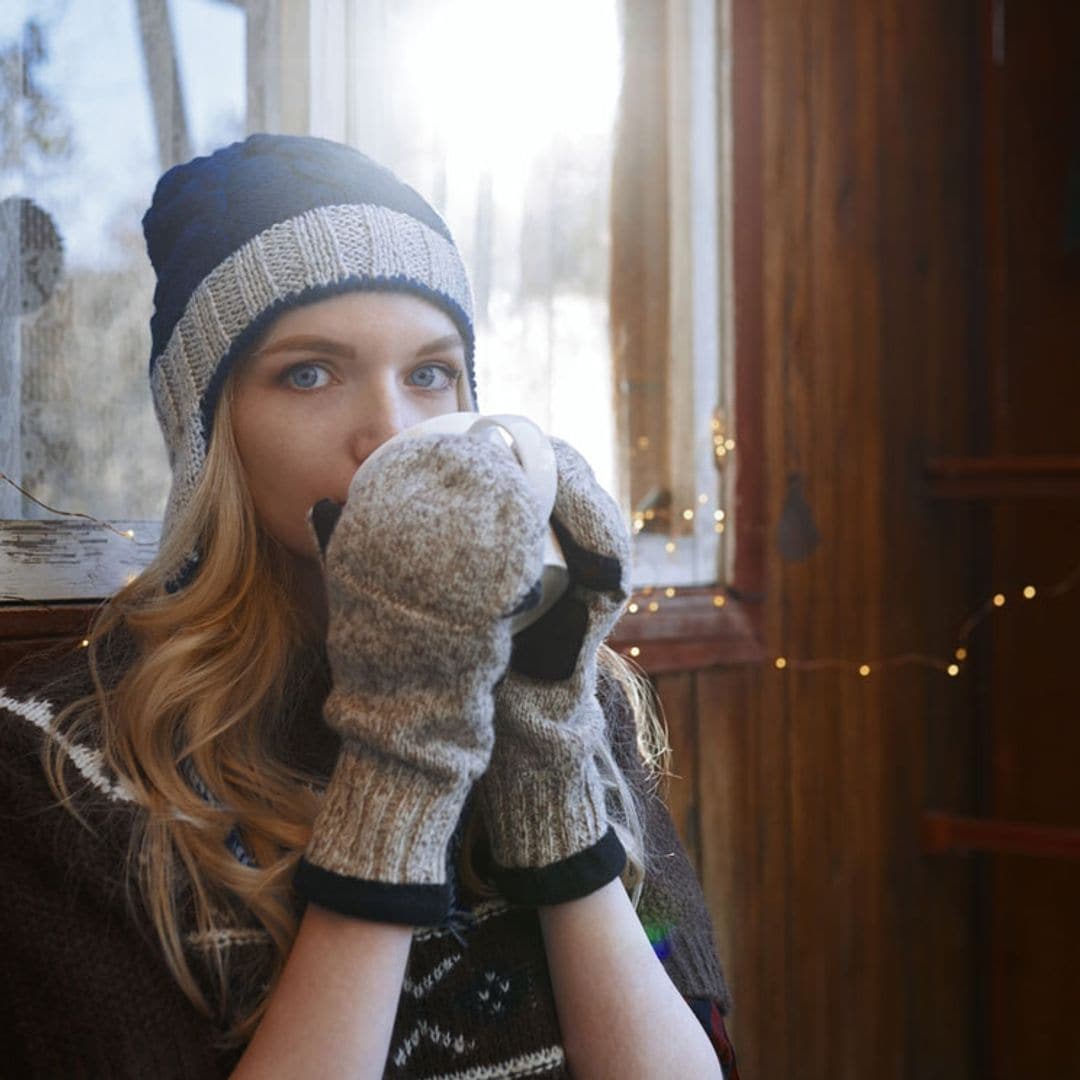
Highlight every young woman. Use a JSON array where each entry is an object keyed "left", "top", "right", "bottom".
[{"left": 0, "top": 134, "right": 737, "bottom": 1078}]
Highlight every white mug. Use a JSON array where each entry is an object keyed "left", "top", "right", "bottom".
[{"left": 356, "top": 411, "right": 568, "bottom": 635}]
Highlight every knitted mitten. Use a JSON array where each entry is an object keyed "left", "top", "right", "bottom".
[
  {"left": 293, "top": 432, "right": 546, "bottom": 926},
  {"left": 479, "top": 437, "right": 632, "bottom": 905}
]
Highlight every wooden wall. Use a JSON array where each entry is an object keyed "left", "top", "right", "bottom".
[{"left": 658, "top": 1, "right": 986, "bottom": 1076}]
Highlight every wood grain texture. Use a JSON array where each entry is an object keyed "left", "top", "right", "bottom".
[
  {"left": 0, "top": 520, "right": 160, "bottom": 602},
  {"left": 610, "top": 0, "right": 671, "bottom": 516},
  {"left": 653, "top": 672, "right": 701, "bottom": 875},
  {"left": 715, "top": 0, "right": 983, "bottom": 1075},
  {"left": 979, "top": 3, "right": 1080, "bottom": 1075}
]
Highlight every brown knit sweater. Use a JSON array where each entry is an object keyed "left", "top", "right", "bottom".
[{"left": 0, "top": 646, "right": 734, "bottom": 1078}]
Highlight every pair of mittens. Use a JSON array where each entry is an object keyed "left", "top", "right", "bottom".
[{"left": 293, "top": 432, "right": 546, "bottom": 925}]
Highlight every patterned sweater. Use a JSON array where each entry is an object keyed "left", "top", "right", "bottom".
[{"left": 0, "top": 645, "right": 738, "bottom": 1079}]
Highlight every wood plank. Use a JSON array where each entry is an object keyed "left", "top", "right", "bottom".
[
  {"left": 926, "top": 456, "right": 1080, "bottom": 499},
  {"left": 0, "top": 520, "right": 160, "bottom": 602},
  {"left": 983, "top": 1, "right": 1080, "bottom": 1074},
  {"left": 876, "top": 0, "right": 983, "bottom": 1075},
  {"left": 922, "top": 813, "right": 1080, "bottom": 860},
  {"left": 652, "top": 672, "right": 700, "bottom": 874},
  {"left": 697, "top": 664, "right": 774, "bottom": 1072},
  {"left": 731, "top": 0, "right": 766, "bottom": 601}
]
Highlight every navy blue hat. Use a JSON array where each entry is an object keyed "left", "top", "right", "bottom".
[{"left": 144, "top": 133, "right": 475, "bottom": 538}]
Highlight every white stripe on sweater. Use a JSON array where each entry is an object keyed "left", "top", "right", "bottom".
[
  {"left": 391, "top": 1019, "right": 477, "bottom": 1069},
  {"left": 423, "top": 1046, "right": 566, "bottom": 1080},
  {"left": 186, "top": 927, "right": 272, "bottom": 951},
  {"left": 0, "top": 690, "right": 133, "bottom": 803}
]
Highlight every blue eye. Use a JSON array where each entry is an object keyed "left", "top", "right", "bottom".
[
  {"left": 285, "top": 364, "right": 331, "bottom": 390},
  {"left": 409, "top": 363, "right": 459, "bottom": 391}
]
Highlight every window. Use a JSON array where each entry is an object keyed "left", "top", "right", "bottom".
[{"left": 0, "top": 0, "right": 736, "bottom": 609}]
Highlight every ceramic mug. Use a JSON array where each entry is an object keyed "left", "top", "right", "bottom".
[{"left": 355, "top": 411, "right": 568, "bottom": 635}]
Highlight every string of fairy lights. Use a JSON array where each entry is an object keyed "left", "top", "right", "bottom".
[
  {"left": 3, "top": 467, "right": 1078, "bottom": 681},
  {"left": 621, "top": 568, "right": 1080, "bottom": 679}
]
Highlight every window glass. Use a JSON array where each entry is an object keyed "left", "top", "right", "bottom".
[
  {"left": 0, "top": 0, "right": 244, "bottom": 521},
  {"left": 2, "top": 0, "right": 727, "bottom": 593},
  {"left": 370, "top": 0, "right": 621, "bottom": 499}
]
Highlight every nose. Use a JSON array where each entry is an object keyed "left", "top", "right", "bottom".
[{"left": 346, "top": 374, "right": 409, "bottom": 467}]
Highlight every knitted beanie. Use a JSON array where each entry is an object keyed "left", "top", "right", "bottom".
[{"left": 143, "top": 133, "right": 475, "bottom": 540}]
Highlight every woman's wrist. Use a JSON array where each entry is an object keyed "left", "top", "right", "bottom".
[{"left": 232, "top": 903, "right": 413, "bottom": 1079}]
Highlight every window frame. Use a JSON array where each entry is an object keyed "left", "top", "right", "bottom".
[
  {"left": 0, "top": 0, "right": 767, "bottom": 677},
  {"left": 608, "top": 0, "right": 765, "bottom": 672}
]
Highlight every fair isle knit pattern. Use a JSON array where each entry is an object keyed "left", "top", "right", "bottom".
[
  {"left": 0, "top": 652, "right": 732, "bottom": 1078},
  {"left": 151, "top": 202, "right": 473, "bottom": 535}
]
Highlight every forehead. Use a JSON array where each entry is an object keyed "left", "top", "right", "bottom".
[{"left": 258, "top": 290, "right": 463, "bottom": 345}]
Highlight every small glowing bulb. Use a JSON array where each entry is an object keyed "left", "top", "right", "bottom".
[
  {"left": 716, "top": 446, "right": 728, "bottom": 457},
  {"left": 713, "top": 594, "right": 726, "bottom": 608},
  {"left": 992, "top": 593, "right": 1006, "bottom": 608},
  {"left": 633, "top": 520, "right": 644, "bottom": 533},
  {"left": 955, "top": 647, "right": 968, "bottom": 661},
  {"left": 628, "top": 602, "right": 640, "bottom": 614},
  {"left": 629, "top": 646, "right": 641, "bottom": 658},
  {"left": 665, "top": 541, "right": 676, "bottom": 553},
  {"left": 647, "top": 601, "right": 660, "bottom": 613},
  {"left": 858, "top": 664, "right": 871, "bottom": 677},
  {"left": 714, "top": 509, "right": 726, "bottom": 522},
  {"left": 123, "top": 529, "right": 135, "bottom": 539},
  {"left": 774, "top": 656, "right": 787, "bottom": 669},
  {"left": 724, "top": 438, "right": 736, "bottom": 450},
  {"left": 664, "top": 587, "right": 676, "bottom": 598},
  {"left": 715, "top": 522, "right": 726, "bottom": 534},
  {"left": 682, "top": 509, "right": 695, "bottom": 521},
  {"left": 947, "top": 664, "right": 960, "bottom": 677},
  {"left": 644, "top": 509, "right": 656, "bottom": 521},
  {"left": 80, "top": 639, "right": 90, "bottom": 648},
  {"left": 1022, "top": 585, "right": 1036, "bottom": 599},
  {"left": 697, "top": 493, "right": 709, "bottom": 505}
]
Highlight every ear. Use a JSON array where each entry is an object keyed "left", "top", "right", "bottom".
[{"left": 309, "top": 499, "right": 344, "bottom": 557}]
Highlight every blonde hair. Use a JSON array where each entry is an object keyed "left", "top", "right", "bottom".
[{"left": 46, "top": 376, "right": 669, "bottom": 1044}]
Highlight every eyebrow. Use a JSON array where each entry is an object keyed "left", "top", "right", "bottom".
[{"left": 250, "top": 332, "right": 465, "bottom": 362}]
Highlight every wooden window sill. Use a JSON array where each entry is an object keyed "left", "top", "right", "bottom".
[
  {"left": 609, "top": 586, "right": 765, "bottom": 674},
  {"left": 1, "top": 590, "right": 766, "bottom": 679}
]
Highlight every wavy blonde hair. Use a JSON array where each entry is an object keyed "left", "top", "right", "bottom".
[{"left": 46, "top": 375, "right": 669, "bottom": 1044}]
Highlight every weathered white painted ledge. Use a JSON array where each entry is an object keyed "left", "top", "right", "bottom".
[{"left": 0, "top": 520, "right": 161, "bottom": 603}]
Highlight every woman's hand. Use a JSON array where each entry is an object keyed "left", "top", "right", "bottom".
[
  {"left": 479, "top": 437, "right": 632, "bottom": 903},
  {"left": 295, "top": 431, "right": 546, "bottom": 925}
]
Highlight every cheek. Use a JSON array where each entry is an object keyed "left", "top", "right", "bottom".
[{"left": 235, "top": 411, "right": 343, "bottom": 552}]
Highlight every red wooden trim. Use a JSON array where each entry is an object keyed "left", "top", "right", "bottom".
[
  {"left": 731, "top": 0, "right": 765, "bottom": 600},
  {"left": 0, "top": 604, "right": 99, "bottom": 641},
  {"left": 926, "top": 456, "right": 1080, "bottom": 499},
  {"left": 610, "top": 589, "right": 765, "bottom": 674},
  {"left": 921, "top": 812, "right": 1080, "bottom": 860}
]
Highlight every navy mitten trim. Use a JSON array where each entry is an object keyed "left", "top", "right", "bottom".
[
  {"left": 510, "top": 590, "right": 589, "bottom": 680},
  {"left": 550, "top": 517, "right": 623, "bottom": 592},
  {"left": 485, "top": 826, "right": 627, "bottom": 906},
  {"left": 310, "top": 498, "right": 343, "bottom": 555},
  {"left": 294, "top": 858, "right": 452, "bottom": 925}
]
